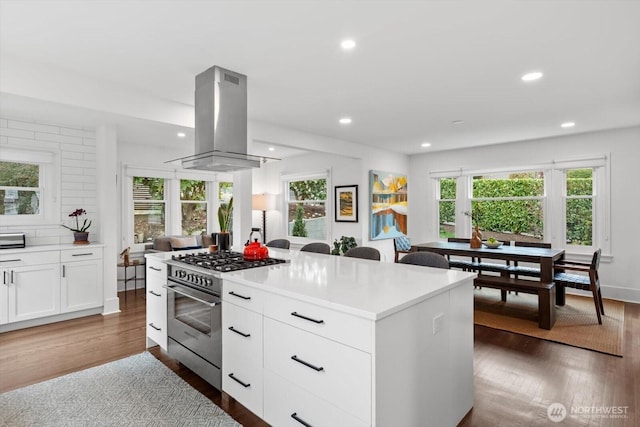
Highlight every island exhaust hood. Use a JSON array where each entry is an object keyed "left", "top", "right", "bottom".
[{"left": 173, "top": 66, "right": 266, "bottom": 172}]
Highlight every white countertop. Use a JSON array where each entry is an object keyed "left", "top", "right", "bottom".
[
  {"left": 224, "top": 248, "right": 476, "bottom": 321},
  {"left": 0, "top": 243, "right": 105, "bottom": 255}
]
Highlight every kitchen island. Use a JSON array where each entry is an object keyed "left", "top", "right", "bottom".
[{"left": 221, "top": 248, "right": 476, "bottom": 427}]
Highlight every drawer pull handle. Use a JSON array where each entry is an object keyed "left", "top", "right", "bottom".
[
  {"left": 148, "top": 323, "right": 161, "bottom": 331},
  {"left": 229, "top": 291, "right": 251, "bottom": 300},
  {"left": 228, "top": 373, "right": 250, "bottom": 388},
  {"left": 291, "top": 312, "right": 324, "bottom": 324},
  {"left": 291, "top": 355, "right": 324, "bottom": 372},
  {"left": 149, "top": 290, "right": 162, "bottom": 297},
  {"left": 291, "top": 413, "right": 313, "bottom": 427},
  {"left": 228, "top": 326, "right": 251, "bottom": 338},
  {"left": 149, "top": 266, "right": 162, "bottom": 271},
  {"left": 0, "top": 259, "right": 21, "bottom": 263},
  {"left": 72, "top": 252, "right": 93, "bottom": 257}
]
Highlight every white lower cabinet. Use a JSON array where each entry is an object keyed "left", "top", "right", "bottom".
[
  {"left": 222, "top": 301, "right": 264, "bottom": 417},
  {"left": 264, "top": 370, "right": 368, "bottom": 427},
  {"left": 7, "top": 262, "right": 61, "bottom": 323},
  {"left": 263, "top": 317, "right": 371, "bottom": 424},
  {"left": 145, "top": 257, "right": 167, "bottom": 350},
  {"left": 0, "top": 282, "right": 7, "bottom": 324},
  {"left": 61, "top": 248, "right": 103, "bottom": 312}
]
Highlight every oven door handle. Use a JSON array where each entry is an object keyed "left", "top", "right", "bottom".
[{"left": 163, "top": 285, "right": 220, "bottom": 307}]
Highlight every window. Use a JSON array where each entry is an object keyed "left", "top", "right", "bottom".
[
  {"left": 284, "top": 174, "right": 328, "bottom": 240},
  {"left": 470, "top": 171, "right": 545, "bottom": 243},
  {"left": 0, "top": 148, "right": 58, "bottom": 225},
  {"left": 0, "top": 161, "right": 41, "bottom": 215},
  {"left": 437, "top": 178, "right": 456, "bottom": 239},
  {"left": 180, "top": 179, "right": 207, "bottom": 235},
  {"left": 133, "top": 177, "right": 166, "bottom": 244},
  {"left": 564, "top": 168, "right": 593, "bottom": 246}
]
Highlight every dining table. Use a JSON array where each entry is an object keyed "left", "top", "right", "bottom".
[{"left": 411, "top": 241, "right": 567, "bottom": 305}]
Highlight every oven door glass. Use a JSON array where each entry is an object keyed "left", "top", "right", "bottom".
[{"left": 165, "top": 283, "right": 220, "bottom": 336}]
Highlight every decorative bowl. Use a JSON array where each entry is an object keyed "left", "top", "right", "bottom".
[{"left": 483, "top": 240, "right": 503, "bottom": 249}]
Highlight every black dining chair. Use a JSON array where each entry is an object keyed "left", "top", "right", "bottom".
[
  {"left": 344, "top": 246, "right": 381, "bottom": 261},
  {"left": 554, "top": 249, "right": 604, "bottom": 324},
  {"left": 266, "top": 239, "right": 290, "bottom": 249},
  {"left": 399, "top": 252, "right": 449, "bottom": 269},
  {"left": 300, "top": 242, "right": 331, "bottom": 254},
  {"left": 511, "top": 241, "right": 552, "bottom": 278}
]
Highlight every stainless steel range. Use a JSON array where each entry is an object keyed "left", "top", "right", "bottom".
[{"left": 164, "top": 250, "right": 286, "bottom": 390}]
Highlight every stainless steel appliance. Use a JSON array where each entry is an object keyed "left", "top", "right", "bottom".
[
  {"left": 0, "top": 232, "right": 26, "bottom": 249},
  {"left": 164, "top": 250, "right": 287, "bottom": 390}
]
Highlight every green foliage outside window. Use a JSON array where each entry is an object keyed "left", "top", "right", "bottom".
[
  {"left": 0, "top": 161, "right": 40, "bottom": 215},
  {"left": 291, "top": 204, "right": 308, "bottom": 237}
]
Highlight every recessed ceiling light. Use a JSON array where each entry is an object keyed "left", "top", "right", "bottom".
[
  {"left": 341, "top": 39, "right": 356, "bottom": 50},
  {"left": 177, "top": 132, "right": 186, "bottom": 138},
  {"left": 268, "top": 147, "right": 275, "bottom": 151},
  {"left": 421, "top": 142, "right": 431, "bottom": 148},
  {"left": 339, "top": 117, "right": 352, "bottom": 125},
  {"left": 521, "top": 71, "right": 543, "bottom": 82},
  {"left": 451, "top": 120, "right": 465, "bottom": 125},
  {"left": 561, "top": 122, "right": 575, "bottom": 128}
]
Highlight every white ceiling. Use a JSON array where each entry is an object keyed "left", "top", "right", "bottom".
[{"left": 1, "top": 0, "right": 639, "bottom": 156}]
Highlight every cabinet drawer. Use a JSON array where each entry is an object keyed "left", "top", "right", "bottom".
[
  {"left": 61, "top": 247, "right": 103, "bottom": 262},
  {"left": 0, "top": 251, "right": 59, "bottom": 267},
  {"left": 146, "top": 288, "right": 167, "bottom": 349},
  {"left": 264, "top": 370, "right": 368, "bottom": 427},
  {"left": 263, "top": 292, "right": 372, "bottom": 352},
  {"left": 223, "top": 301, "right": 263, "bottom": 359},
  {"left": 222, "top": 280, "right": 263, "bottom": 313},
  {"left": 264, "top": 318, "right": 371, "bottom": 423},
  {"left": 146, "top": 258, "right": 167, "bottom": 283},
  {"left": 223, "top": 349, "right": 264, "bottom": 417}
]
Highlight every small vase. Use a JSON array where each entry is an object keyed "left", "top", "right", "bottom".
[
  {"left": 470, "top": 230, "right": 482, "bottom": 248},
  {"left": 73, "top": 232, "right": 89, "bottom": 245},
  {"left": 217, "top": 232, "right": 231, "bottom": 251},
  {"left": 474, "top": 224, "right": 483, "bottom": 241}
]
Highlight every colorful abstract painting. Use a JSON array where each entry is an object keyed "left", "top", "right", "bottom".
[{"left": 369, "top": 170, "right": 408, "bottom": 240}]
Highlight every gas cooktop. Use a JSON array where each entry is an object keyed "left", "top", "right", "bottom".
[{"left": 171, "top": 250, "right": 287, "bottom": 272}]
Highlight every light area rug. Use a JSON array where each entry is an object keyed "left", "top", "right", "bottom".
[
  {"left": 473, "top": 288, "right": 624, "bottom": 357},
  {"left": 0, "top": 352, "right": 241, "bottom": 427}
]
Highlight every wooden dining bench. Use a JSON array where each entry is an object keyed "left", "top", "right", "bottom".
[{"left": 473, "top": 275, "right": 556, "bottom": 330}]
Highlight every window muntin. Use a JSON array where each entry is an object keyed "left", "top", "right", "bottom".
[
  {"left": 437, "top": 178, "right": 456, "bottom": 239},
  {"left": 286, "top": 176, "right": 328, "bottom": 240},
  {"left": 470, "top": 171, "right": 545, "bottom": 242},
  {"left": 565, "top": 168, "right": 593, "bottom": 246},
  {"left": 180, "top": 179, "right": 207, "bottom": 235},
  {"left": 0, "top": 161, "right": 41, "bottom": 216},
  {"left": 133, "top": 177, "right": 166, "bottom": 244}
]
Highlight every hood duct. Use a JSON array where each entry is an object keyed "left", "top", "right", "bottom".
[{"left": 171, "top": 66, "right": 269, "bottom": 172}]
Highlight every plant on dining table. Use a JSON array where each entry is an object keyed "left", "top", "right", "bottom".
[{"left": 61, "top": 208, "right": 92, "bottom": 232}]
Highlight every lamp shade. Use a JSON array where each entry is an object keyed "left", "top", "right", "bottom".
[{"left": 252, "top": 193, "right": 276, "bottom": 211}]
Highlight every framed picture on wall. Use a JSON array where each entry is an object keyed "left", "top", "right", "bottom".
[
  {"left": 369, "top": 170, "right": 408, "bottom": 240},
  {"left": 334, "top": 185, "right": 358, "bottom": 222}
]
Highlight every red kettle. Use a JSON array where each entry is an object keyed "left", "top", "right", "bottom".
[{"left": 244, "top": 228, "right": 269, "bottom": 260}]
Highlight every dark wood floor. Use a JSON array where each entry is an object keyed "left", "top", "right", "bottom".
[{"left": 1, "top": 289, "right": 638, "bottom": 426}]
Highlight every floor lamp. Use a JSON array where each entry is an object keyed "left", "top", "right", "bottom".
[{"left": 252, "top": 193, "right": 276, "bottom": 243}]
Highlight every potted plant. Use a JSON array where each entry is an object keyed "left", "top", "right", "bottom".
[
  {"left": 217, "top": 197, "right": 233, "bottom": 250},
  {"left": 331, "top": 236, "right": 357, "bottom": 255},
  {"left": 61, "top": 208, "right": 92, "bottom": 244}
]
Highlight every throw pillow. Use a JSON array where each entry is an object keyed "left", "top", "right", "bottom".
[
  {"left": 169, "top": 236, "right": 201, "bottom": 251},
  {"left": 395, "top": 235, "right": 411, "bottom": 251}
]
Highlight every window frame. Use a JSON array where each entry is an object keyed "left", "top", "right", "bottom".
[
  {"left": 123, "top": 164, "right": 226, "bottom": 252},
  {"left": 281, "top": 170, "right": 331, "bottom": 245},
  {"left": 0, "top": 147, "right": 59, "bottom": 226},
  {"left": 429, "top": 155, "right": 610, "bottom": 257}
]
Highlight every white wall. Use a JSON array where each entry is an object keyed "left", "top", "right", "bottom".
[
  {"left": 409, "top": 126, "right": 640, "bottom": 302},
  {"left": 0, "top": 116, "right": 99, "bottom": 245},
  {"left": 250, "top": 120, "right": 409, "bottom": 262}
]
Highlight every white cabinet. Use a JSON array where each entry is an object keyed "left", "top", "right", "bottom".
[
  {"left": 222, "top": 281, "right": 265, "bottom": 418},
  {"left": 61, "top": 248, "right": 104, "bottom": 312},
  {"left": 145, "top": 256, "right": 167, "bottom": 350},
  {"left": 1, "top": 251, "right": 61, "bottom": 323},
  {"left": 0, "top": 280, "right": 7, "bottom": 324}
]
